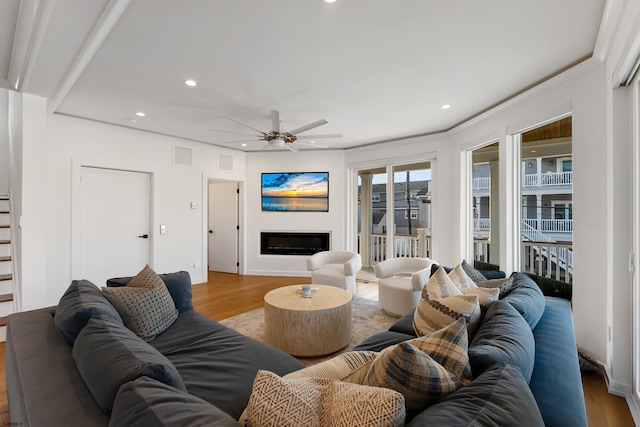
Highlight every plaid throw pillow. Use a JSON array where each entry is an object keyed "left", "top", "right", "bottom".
[
  {"left": 285, "top": 351, "right": 379, "bottom": 384},
  {"left": 363, "top": 318, "right": 472, "bottom": 417},
  {"left": 102, "top": 265, "right": 178, "bottom": 341}
]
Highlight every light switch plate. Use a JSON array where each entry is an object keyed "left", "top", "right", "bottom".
[
  {"left": 190, "top": 202, "right": 198, "bottom": 209},
  {"left": 160, "top": 224, "right": 166, "bottom": 235}
]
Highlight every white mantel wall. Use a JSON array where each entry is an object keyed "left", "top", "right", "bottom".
[{"left": 245, "top": 150, "right": 346, "bottom": 276}]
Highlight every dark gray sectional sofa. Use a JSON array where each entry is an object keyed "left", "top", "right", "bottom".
[
  {"left": 6, "top": 272, "right": 304, "bottom": 427},
  {"left": 354, "top": 272, "right": 588, "bottom": 427},
  {"left": 6, "top": 270, "right": 587, "bottom": 426}
]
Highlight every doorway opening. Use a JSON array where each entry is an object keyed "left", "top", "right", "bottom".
[{"left": 207, "top": 180, "right": 240, "bottom": 274}]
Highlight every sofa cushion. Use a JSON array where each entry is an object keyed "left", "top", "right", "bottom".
[
  {"left": 247, "top": 370, "right": 405, "bottom": 427},
  {"left": 102, "top": 265, "right": 178, "bottom": 341},
  {"left": 148, "top": 310, "right": 305, "bottom": 420},
  {"left": 72, "top": 315, "right": 186, "bottom": 414},
  {"left": 387, "top": 309, "right": 418, "bottom": 337},
  {"left": 461, "top": 259, "right": 488, "bottom": 283},
  {"left": 353, "top": 331, "right": 416, "bottom": 352},
  {"left": 54, "top": 279, "right": 123, "bottom": 345},
  {"left": 363, "top": 318, "right": 471, "bottom": 418},
  {"left": 285, "top": 350, "right": 379, "bottom": 384},
  {"left": 107, "top": 270, "right": 194, "bottom": 313},
  {"left": 529, "top": 297, "right": 588, "bottom": 427},
  {"left": 501, "top": 272, "right": 545, "bottom": 329},
  {"left": 468, "top": 300, "right": 536, "bottom": 381},
  {"left": 406, "top": 363, "right": 545, "bottom": 427},
  {"left": 110, "top": 376, "right": 239, "bottom": 427}
]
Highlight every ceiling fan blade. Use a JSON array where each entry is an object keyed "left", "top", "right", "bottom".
[
  {"left": 208, "top": 129, "right": 258, "bottom": 137},
  {"left": 285, "top": 143, "right": 299, "bottom": 152},
  {"left": 271, "top": 110, "right": 280, "bottom": 133},
  {"left": 260, "top": 143, "right": 273, "bottom": 151},
  {"left": 221, "top": 114, "right": 267, "bottom": 135},
  {"left": 224, "top": 139, "right": 263, "bottom": 143},
  {"left": 296, "top": 133, "right": 342, "bottom": 139},
  {"left": 287, "top": 119, "right": 328, "bottom": 135},
  {"left": 295, "top": 141, "right": 328, "bottom": 149}
]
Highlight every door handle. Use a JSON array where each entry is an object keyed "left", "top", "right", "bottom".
[
  {"left": 209, "top": 230, "right": 213, "bottom": 234},
  {"left": 137, "top": 234, "right": 149, "bottom": 239}
]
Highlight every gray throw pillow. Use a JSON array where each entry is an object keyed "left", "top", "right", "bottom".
[
  {"left": 73, "top": 315, "right": 186, "bottom": 414},
  {"left": 107, "top": 270, "right": 194, "bottom": 313},
  {"left": 54, "top": 279, "right": 123, "bottom": 345}
]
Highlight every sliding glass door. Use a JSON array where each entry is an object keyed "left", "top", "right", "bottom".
[{"left": 357, "top": 162, "right": 431, "bottom": 268}]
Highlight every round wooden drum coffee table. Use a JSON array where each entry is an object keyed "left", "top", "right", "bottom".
[{"left": 263, "top": 285, "right": 352, "bottom": 357}]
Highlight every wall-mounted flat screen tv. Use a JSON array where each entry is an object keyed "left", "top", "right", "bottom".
[{"left": 261, "top": 172, "right": 329, "bottom": 212}]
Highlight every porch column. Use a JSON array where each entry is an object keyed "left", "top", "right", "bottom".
[
  {"left": 536, "top": 194, "right": 542, "bottom": 232},
  {"left": 536, "top": 157, "right": 542, "bottom": 187},
  {"left": 360, "top": 173, "right": 372, "bottom": 268},
  {"left": 417, "top": 228, "right": 427, "bottom": 258},
  {"left": 489, "top": 160, "right": 500, "bottom": 265}
]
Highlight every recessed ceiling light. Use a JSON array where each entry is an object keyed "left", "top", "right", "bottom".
[
  {"left": 127, "top": 119, "right": 137, "bottom": 123},
  {"left": 441, "top": 104, "right": 451, "bottom": 110},
  {"left": 241, "top": 143, "right": 247, "bottom": 147},
  {"left": 184, "top": 79, "right": 197, "bottom": 87},
  {"left": 531, "top": 150, "right": 537, "bottom": 153},
  {"left": 324, "top": 0, "right": 336, "bottom": 3},
  {"left": 136, "top": 111, "right": 146, "bottom": 117}
]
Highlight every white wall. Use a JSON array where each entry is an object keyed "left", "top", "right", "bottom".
[
  {"left": 0, "top": 90, "right": 8, "bottom": 194},
  {"left": 15, "top": 105, "right": 246, "bottom": 309},
  {"left": 245, "top": 150, "right": 346, "bottom": 276},
  {"left": 345, "top": 58, "right": 630, "bottom": 392}
]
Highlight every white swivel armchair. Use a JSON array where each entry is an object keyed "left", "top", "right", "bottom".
[
  {"left": 374, "top": 257, "right": 435, "bottom": 317},
  {"left": 307, "top": 251, "right": 362, "bottom": 295}
]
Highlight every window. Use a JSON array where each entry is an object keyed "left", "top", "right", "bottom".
[{"left": 372, "top": 193, "right": 380, "bottom": 202}]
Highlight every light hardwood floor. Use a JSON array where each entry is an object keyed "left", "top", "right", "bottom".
[{"left": 0, "top": 272, "right": 633, "bottom": 426}]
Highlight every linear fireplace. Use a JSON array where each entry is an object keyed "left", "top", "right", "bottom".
[{"left": 260, "top": 232, "right": 331, "bottom": 256}]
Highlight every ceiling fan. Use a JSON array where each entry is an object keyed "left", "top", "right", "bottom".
[{"left": 216, "top": 109, "right": 342, "bottom": 151}]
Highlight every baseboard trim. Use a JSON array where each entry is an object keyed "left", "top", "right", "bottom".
[
  {"left": 605, "top": 366, "right": 633, "bottom": 397},
  {"left": 244, "top": 270, "right": 312, "bottom": 278}
]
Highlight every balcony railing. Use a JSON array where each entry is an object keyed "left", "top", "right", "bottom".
[
  {"left": 523, "top": 171, "right": 572, "bottom": 187},
  {"left": 476, "top": 171, "right": 573, "bottom": 192},
  {"left": 522, "top": 218, "right": 572, "bottom": 233},
  {"left": 360, "top": 232, "right": 431, "bottom": 264}
]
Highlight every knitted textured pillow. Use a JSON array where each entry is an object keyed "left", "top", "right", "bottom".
[
  {"left": 477, "top": 276, "right": 514, "bottom": 299},
  {"left": 324, "top": 381, "right": 405, "bottom": 427},
  {"left": 425, "top": 267, "right": 462, "bottom": 299},
  {"left": 285, "top": 351, "right": 379, "bottom": 384},
  {"left": 102, "top": 265, "right": 178, "bottom": 341},
  {"left": 247, "top": 370, "right": 406, "bottom": 427},
  {"left": 413, "top": 291, "right": 481, "bottom": 339},
  {"left": 461, "top": 259, "right": 488, "bottom": 283}
]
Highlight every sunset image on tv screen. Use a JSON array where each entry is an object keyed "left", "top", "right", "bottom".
[{"left": 261, "top": 172, "right": 329, "bottom": 211}]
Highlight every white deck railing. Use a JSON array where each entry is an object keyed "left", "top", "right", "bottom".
[
  {"left": 362, "top": 233, "right": 432, "bottom": 264},
  {"left": 523, "top": 171, "right": 572, "bottom": 187},
  {"left": 522, "top": 218, "right": 572, "bottom": 233}
]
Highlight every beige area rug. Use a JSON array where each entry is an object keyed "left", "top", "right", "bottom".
[{"left": 219, "top": 296, "right": 397, "bottom": 365}]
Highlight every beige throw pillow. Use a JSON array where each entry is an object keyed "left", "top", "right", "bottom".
[
  {"left": 413, "top": 289, "right": 480, "bottom": 338},
  {"left": 425, "top": 267, "right": 462, "bottom": 299},
  {"left": 246, "top": 370, "right": 405, "bottom": 427},
  {"left": 448, "top": 264, "right": 477, "bottom": 289}
]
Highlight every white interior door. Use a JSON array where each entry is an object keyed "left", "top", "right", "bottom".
[
  {"left": 80, "top": 167, "right": 150, "bottom": 285},
  {"left": 208, "top": 181, "right": 238, "bottom": 273}
]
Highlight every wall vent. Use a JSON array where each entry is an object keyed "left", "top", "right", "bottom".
[
  {"left": 173, "top": 147, "right": 192, "bottom": 166},
  {"left": 219, "top": 154, "right": 233, "bottom": 171}
]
